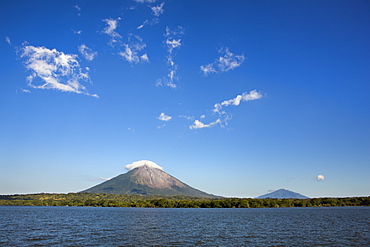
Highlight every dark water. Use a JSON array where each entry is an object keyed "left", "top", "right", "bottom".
[{"left": 1, "top": 206, "right": 369, "bottom": 246}]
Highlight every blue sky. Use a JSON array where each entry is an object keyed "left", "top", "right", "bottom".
[{"left": 1, "top": 0, "right": 369, "bottom": 198}]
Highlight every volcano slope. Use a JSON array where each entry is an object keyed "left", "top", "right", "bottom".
[{"left": 81, "top": 164, "right": 218, "bottom": 198}]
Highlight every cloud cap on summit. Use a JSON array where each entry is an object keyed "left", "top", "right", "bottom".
[{"left": 125, "top": 160, "right": 163, "bottom": 171}]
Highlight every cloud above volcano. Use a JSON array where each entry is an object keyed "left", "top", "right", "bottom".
[{"left": 125, "top": 160, "right": 164, "bottom": 171}]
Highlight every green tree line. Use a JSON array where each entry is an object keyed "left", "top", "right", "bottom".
[{"left": 0, "top": 193, "right": 369, "bottom": 208}]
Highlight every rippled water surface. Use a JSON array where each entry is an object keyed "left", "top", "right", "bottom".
[{"left": 1, "top": 206, "right": 369, "bottom": 246}]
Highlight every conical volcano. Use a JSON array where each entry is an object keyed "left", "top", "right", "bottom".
[
  {"left": 81, "top": 163, "right": 218, "bottom": 198},
  {"left": 256, "top": 189, "right": 309, "bottom": 199}
]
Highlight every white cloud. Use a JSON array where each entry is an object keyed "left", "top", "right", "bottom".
[
  {"left": 199, "top": 64, "right": 216, "bottom": 75},
  {"left": 156, "top": 76, "right": 177, "bottom": 88},
  {"left": 102, "top": 18, "right": 122, "bottom": 45},
  {"left": 125, "top": 160, "right": 163, "bottom": 171},
  {"left": 102, "top": 18, "right": 148, "bottom": 65},
  {"left": 189, "top": 119, "right": 221, "bottom": 129},
  {"left": 158, "top": 113, "right": 172, "bottom": 121},
  {"left": 137, "top": 18, "right": 159, "bottom": 30},
  {"left": 213, "top": 90, "right": 263, "bottom": 114},
  {"left": 74, "top": 5, "right": 81, "bottom": 11},
  {"left": 315, "top": 174, "right": 325, "bottom": 181},
  {"left": 98, "top": 177, "right": 111, "bottom": 181},
  {"left": 119, "top": 36, "right": 149, "bottom": 64},
  {"left": 141, "top": 53, "right": 149, "bottom": 62},
  {"left": 179, "top": 115, "right": 194, "bottom": 121},
  {"left": 102, "top": 16, "right": 149, "bottom": 65},
  {"left": 20, "top": 45, "right": 97, "bottom": 97},
  {"left": 73, "top": 5, "right": 81, "bottom": 16},
  {"left": 17, "top": 88, "right": 31, "bottom": 94},
  {"left": 157, "top": 26, "right": 184, "bottom": 88},
  {"left": 189, "top": 90, "right": 262, "bottom": 130},
  {"left": 102, "top": 16, "right": 148, "bottom": 65},
  {"left": 136, "top": 2, "right": 163, "bottom": 30},
  {"left": 137, "top": 22, "right": 147, "bottom": 29},
  {"left": 5, "top": 36, "right": 11, "bottom": 45},
  {"left": 127, "top": 127, "right": 135, "bottom": 134},
  {"left": 165, "top": 26, "right": 184, "bottom": 37},
  {"left": 201, "top": 47, "right": 245, "bottom": 76},
  {"left": 73, "top": 30, "right": 82, "bottom": 35},
  {"left": 78, "top": 44, "right": 97, "bottom": 61},
  {"left": 166, "top": 39, "right": 181, "bottom": 53},
  {"left": 103, "top": 18, "right": 121, "bottom": 37},
  {"left": 221, "top": 94, "right": 243, "bottom": 107},
  {"left": 151, "top": 2, "right": 164, "bottom": 16},
  {"left": 119, "top": 45, "right": 140, "bottom": 63}
]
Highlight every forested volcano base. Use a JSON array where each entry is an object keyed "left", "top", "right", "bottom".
[{"left": 0, "top": 193, "right": 369, "bottom": 208}]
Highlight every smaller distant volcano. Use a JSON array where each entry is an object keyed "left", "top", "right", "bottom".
[
  {"left": 81, "top": 160, "right": 218, "bottom": 198},
  {"left": 256, "top": 189, "right": 309, "bottom": 199}
]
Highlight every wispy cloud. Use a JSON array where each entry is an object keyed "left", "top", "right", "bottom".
[
  {"left": 16, "top": 88, "right": 31, "bottom": 94},
  {"left": 137, "top": 21, "right": 148, "bottom": 29},
  {"left": 213, "top": 90, "right": 263, "bottom": 114},
  {"left": 119, "top": 35, "right": 149, "bottom": 64},
  {"left": 136, "top": 2, "right": 164, "bottom": 30},
  {"left": 151, "top": 2, "right": 164, "bottom": 16},
  {"left": 19, "top": 44, "right": 97, "bottom": 97},
  {"left": 5, "top": 36, "right": 11, "bottom": 45},
  {"left": 158, "top": 112, "right": 172, "bottom": 121},
  {"left": 102, "top": 17, "right": 122, "bottom": 45},
  {"left": 102, "top": 17, "right": 149, "bottom": 65},
  {"left": 199, "top": 64, "right": 216, "bottom": 75},
  {"left": 156, "top": 26, "right": 184, "bottom": 88},
  {"left": 166, "top": 38, "right": 181, "bottom": 53},
  {"left": 78, "top": 44, "right": 97, "bottom": 61},
  {"left": 136, "top": 18, "right": 159, "bottom": 29},
  {"left": 103, "top": 18, "right": 121, "bottom": 37},
  {"left": 137, "top": 18, "right": 159, "bottom": 30},
  {"left": 72, "top": 29, "right": 82, "bottom": 35},
  {"left": 179, "top": 115, "right": 194, "bottom": 121},
  {"left": 189, "top": 90, "right": 263, "bottom": 129},
  {"left": 73, "top": 5, "right": 81, "bottom": 15},
  {"left": 189, "top": 119, "right": 221, "bottom": 130},
  {"left": 141, "top": 53, "right": 149, "bottom": 62},
  {"left": 200, "top": 47, "right": 245, "bottom": 76}
]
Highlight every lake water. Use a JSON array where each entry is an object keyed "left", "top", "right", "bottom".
[{"left": 1, "top": 206, "right": 369, "bottom": 246}]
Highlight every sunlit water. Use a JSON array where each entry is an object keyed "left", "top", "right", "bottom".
[{"left": 1, "top": 206, "right": 369, "bottom": 246}]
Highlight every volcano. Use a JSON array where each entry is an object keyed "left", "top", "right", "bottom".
[
  {"left": 81, "top": 162, "right": 218, "bottom": 198},
  {"left": 256, "top": 189, "right": 309, "bottom": 199}
]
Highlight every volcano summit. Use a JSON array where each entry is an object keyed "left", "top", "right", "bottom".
[{"left": 82, "top": 160, "right": 218, "bottom": 198}]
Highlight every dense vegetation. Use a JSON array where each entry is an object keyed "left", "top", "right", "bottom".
[{"left": 0, "top": 193, "right": 369, "bottom": 208}]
